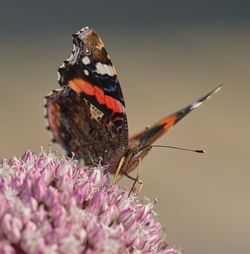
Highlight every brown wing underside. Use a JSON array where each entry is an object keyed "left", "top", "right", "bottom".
[{"left": 45, "top": 87, "right": 125, "bottom": 168}]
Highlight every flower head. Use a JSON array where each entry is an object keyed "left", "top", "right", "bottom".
[{"left": 0, "top": 150, "right": 180, "bottom": 254}]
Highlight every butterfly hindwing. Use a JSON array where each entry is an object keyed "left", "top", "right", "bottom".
[{"left": 45, "top": 87, "right": 125, "bottom": 166}]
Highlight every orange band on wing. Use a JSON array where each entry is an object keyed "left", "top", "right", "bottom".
[
  {"left": 105, "top": 95, "right": 123, "bottom": 114},
  {"left": 157, "top": 114, "right": 178, "bottom": 131},
  {"left": 68, "top": 78, "right": 124, "bottom": 116},
  {"left": 94, "top": 86, "right": 105, "bottom": 105},
  {"left": 68, "top": 78, "right": 95, "bottom": 95}
]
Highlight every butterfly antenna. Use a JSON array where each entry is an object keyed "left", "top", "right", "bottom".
[{"left": 151, "top": 145, "right": 206, "bottom": 153}]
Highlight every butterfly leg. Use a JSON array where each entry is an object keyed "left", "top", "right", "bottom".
[
  {"left": 127, "top": 176, "right": 143, "bottom": 196},
  {"left": 126, "top": 159, "right": 143, "bottom": 196},
  {"left": 112, "top": 156, "right": 125, "bottom": 186}
]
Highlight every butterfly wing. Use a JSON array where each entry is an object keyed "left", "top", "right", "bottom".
[
  {"left": 45, "top": 87, "right": 125, "bottom": 167},
  {"left": 129, "top": 85, "right": 222, "bottom": 152},
  {"left": 45, "top": 27, "right": 128, "bottom": 167},
  {"left": 58, "top": 27, "right": 128, "bottom": 145}
]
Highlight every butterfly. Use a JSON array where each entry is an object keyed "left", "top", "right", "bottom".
[{"left": 45, "top": 27, "right": 221, "bottom": 179}]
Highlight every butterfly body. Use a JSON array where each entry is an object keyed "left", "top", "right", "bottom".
[{"left": 45, "top": 27, "right": 221, "bottom": 175}]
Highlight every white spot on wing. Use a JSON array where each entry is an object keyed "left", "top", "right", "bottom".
[
  {"left": 190, "top": 101, "right": 202, "bottom": 110},
  {"left": 59, "top": 62, "right": 65, "bottom": 69},
  {"left": 96, "top": 62, "right": 115, "bottom": 76},
  {"left": 82, "top": 56, "right": 90, "bottom": 65},
  {"left": 103, "top": 64, "right": 114, "bottom": 76},
  {"left": 84, "top": 69, "right": 89, "bottom": 76},
  {"left": 57, "top": 72, "right": 61, "bottom": 81},
  {"left": 76, "top": 27, "right": 90, "bottom": 36},
  {"left": 54, "top": 88, "right": 64, "bottom": 92},
  {"left": 66, "top": 53, "right": 74, "bottom": 62},
  {"left": 46, "top": 91, "right": 53, "bottom": 97},
  {"left": 80, "top": 26, "right": 89, "bottom": 32},
  {"left": 96, "top": 62, "right": 106, "bottom": 75}
]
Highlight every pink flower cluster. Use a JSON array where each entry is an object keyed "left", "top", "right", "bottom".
[{"left": 0, "top": 150, "right": 179, "bottom": 254}]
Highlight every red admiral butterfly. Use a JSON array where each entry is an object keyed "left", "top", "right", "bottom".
[{"left": 45, "top": 27, "right": 221, "bottom": 178}]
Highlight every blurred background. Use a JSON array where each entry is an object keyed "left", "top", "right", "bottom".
[{"left": 0, "top": 1, "right": 249, "bottom": 253}]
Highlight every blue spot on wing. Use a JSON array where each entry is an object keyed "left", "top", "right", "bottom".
[{"left": 103, "top": 85, "right": 117, "bottom": 92}]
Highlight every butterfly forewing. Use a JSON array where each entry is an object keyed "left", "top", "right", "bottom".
[
  {"left": 129, "top": 85, "right": 222, "bottom": 150},
  {"left": 58, "top": 27, "right": 128, "bottom": 145}
]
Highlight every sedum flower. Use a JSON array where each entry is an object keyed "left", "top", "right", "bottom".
[{"left": 0, "top": 150, "right": 180, "bottom": 254}]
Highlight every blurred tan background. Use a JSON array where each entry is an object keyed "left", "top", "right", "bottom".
[{"left": 0, "top": 1, "right": 250, "bottom": 253}]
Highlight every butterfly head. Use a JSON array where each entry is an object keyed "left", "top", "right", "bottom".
[{"left": 118, "top": 141, "right": 152, "bottom": 174}]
